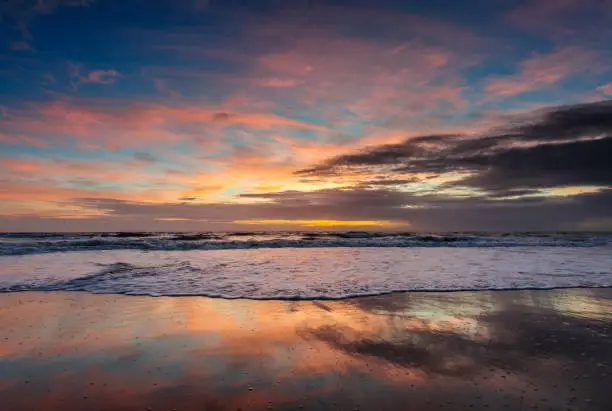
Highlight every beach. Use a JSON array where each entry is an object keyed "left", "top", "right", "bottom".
[{"left": 1, "top": 288, "right": 611, "bottom": 411}]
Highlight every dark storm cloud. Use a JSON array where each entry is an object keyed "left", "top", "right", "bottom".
[
  {"left": 296, "top": 134, "right": 459, "bottom": 175},
  {"left": 512, "top": 100, "right": 612, "bottom": 141},
  {"left": 402, "top": 189, "right": 612, "bottom": 231},
  {"left": 455, "top": 137, "right": 612, "bottom": 191},
  {"left": 297, "top": 100, "right": 612, "bottom": 192},
  {"left": 357, "top": 178, "right": 420, "bottom": 187}
]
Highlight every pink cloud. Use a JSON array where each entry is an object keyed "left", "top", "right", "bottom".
[
  {"left": 69, "top": 63, "right": 122, "bottom": 87},
  {"left": 0, "top": 157, "right": 173, "bottom": 185},
  {"left": 485, "top": 46, "right": 599, "bottom": 98},
  {"left": 163, "top": 15, "right": 484, "bottom": 171},
  {"left": 147, "top": 5, "right": 484, "bottom": 127},
  {"left": 598, "top": 83, "right": 612, "bottom": 96},
  {"left": 0, "top": 133, "right": 49, "bottom": 148},
  {"left": 153, "top": 78, "right": 182, "bottom": 98},
  {"left": 0, "top": 99, "right": 330, "bottom": 150},
  {"left": 85, "top": 69, "right": 122, "bottom": 84},
  {"left": 0, "top": 181, "right": 123, "bottom": 203},
  {"left": 0, "top": 155, "right": 209, "bottom": 215},
  {"left": 248, "top": 29, "right": 473, "bottom": 130},
  {"left": 255, "top": 78, "right": 298, "bottom": 88},
  {"left": 0, "top": 159, "right": 43, "bottom": 173}
]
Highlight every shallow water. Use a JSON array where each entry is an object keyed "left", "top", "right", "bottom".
[
  {"left": 1, "top": 246, "right": 612, "bottom": 298},
  {"left": 1, "top": 289, "right": 611, "bottom": 410}
]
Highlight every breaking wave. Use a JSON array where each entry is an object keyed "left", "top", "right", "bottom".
[
  {"left": 0, "top": 231, "right": 609, "bottom": 256},
  {"left": 1, "top": 246, "right": 611, "bottom": 299}
]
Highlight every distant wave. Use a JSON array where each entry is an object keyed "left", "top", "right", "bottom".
[{"left": 0, "top": 232, "right": 609, "bottom": 256}]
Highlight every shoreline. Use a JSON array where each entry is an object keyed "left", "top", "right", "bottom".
[
  {"left": 2, "top": 284, "right": 612, "bottom": 300},
  {"left": 1, "top": 288, "right": 611, "bottom": 410}
]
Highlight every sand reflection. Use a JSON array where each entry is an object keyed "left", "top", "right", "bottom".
[{"left": 1, "top": 289, "right": 611, "bottom": 410}]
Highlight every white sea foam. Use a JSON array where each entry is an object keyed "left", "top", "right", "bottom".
[{"left": 1, "top": 247, "right": 611, "bottom": 299}]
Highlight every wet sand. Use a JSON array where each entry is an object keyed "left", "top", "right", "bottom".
[{"left": 1, "top": 289, "right": 611, "bottom": 411}]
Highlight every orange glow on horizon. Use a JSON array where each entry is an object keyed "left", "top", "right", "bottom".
[{"left": 233, "top": 219, "right": 407, "bottom": 227}]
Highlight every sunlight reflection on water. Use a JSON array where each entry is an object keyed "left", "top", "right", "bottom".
[{"left": 0, "top": 288, "right": 611, "bottom": 410}]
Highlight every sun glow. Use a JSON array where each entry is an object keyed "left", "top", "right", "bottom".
[{"left": 234, "top": 219, "right": 405, "bottom": 227}]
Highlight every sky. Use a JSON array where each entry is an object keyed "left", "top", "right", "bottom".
[{"left": 1, "top": 0, "right": 612, "bottom": 232}]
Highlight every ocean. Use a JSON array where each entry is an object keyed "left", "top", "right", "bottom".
[{"left": 1, "top": 231, "right": 611, "bottom": 299}]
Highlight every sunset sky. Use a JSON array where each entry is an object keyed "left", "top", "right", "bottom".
[{"left": 1, "top": 0, "right": 611, "bottom": 232}]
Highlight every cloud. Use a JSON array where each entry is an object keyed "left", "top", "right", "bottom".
[
  {"left": 150, "top": 5, "right": 484, "bottom": 132},
  {"left": 2, "top": 1, "right": 612, "bottom": 232},
  {"left": 485, "top": 46, "right": 599, "bottom": 98},
  {"left": 357, "top": 178, "right": 419, "bottom": 188},
  {"left": 133, "top": 152, "right": 158, "bottom": 163},
  {"left": 599, "top": 83, "right": 612, "bottom": 96},
  {"left": 4, "top": 183, "right": 606, "bottom": 232},
  {"left": 83, "top": 69, "right": 122, "bottom": 85},
  {"left": 250, "top": 29, "right": 473, "bottom": 126},
  {"left": 211, "top": 112, "right": 235, "bottom": 122},
  {"left": 0, "top": 99, "right": 331, "bottom": 150},
  {"left": 69, "top": 63, "right": 122, "bottom": 88},
  {"left": 4, "top": 100, "right": 612, "bottom": 231},
  {"left": 0, "top": 156, "right": 203, "bottom": 209},
  {"left": 297, "top": 100, "right": 612, "bottom": 193},
  {"left": 255, "top": 78, "right": 298, "bottom": 88},
  {"left": 297, "top": 134, "right": 458, "bottom": 174},
  {"left": 0, "top": 133, "right": 49, "bottom": 147},
  {"left": 454, "top": 137, "right": 612, "bottom": 191}
]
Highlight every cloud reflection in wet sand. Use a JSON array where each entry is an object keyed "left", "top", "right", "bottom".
[{"left": 0, "top": 289, "right": 611, "bottom": 410}]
